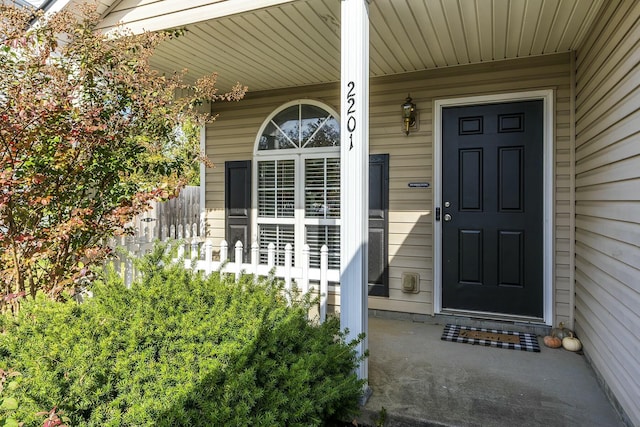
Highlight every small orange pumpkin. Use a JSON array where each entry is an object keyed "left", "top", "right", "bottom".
[{"left": 543, "top": 335, "right": 562, "bottom": 348}]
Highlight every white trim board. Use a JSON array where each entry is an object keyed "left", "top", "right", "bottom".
[{"left": 433, "top": 90, "right": 555, "bottom": 326}]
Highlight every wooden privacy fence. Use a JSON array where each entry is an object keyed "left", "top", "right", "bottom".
[
  {"left": 108, "top": 237, "right": 339, "bottom": 323},
  {"left": 134, "top": 186, "right": 202, "bottom": 241}
]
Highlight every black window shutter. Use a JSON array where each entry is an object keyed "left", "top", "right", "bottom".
[
  {"left": 369, "top": 154, "right": 389, "bottom": 297},
  {"left": 225, "top": 160, "right": 251, "bottom": 262}
]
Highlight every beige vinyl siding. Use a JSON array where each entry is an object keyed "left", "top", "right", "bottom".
[
  {"left": 205, "top": 53, "right": 571, "bottom": 321},
  {"left": 574, "top": 0, "right": 640, "bottom": 425}
]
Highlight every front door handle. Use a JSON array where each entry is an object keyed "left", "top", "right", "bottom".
[{"left": 444, "top": 213, "right": 452, "bottom": 222}]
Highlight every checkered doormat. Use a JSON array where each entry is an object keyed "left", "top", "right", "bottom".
[{"left": 441, "top": 324, "right": 540, "bottom": 352}]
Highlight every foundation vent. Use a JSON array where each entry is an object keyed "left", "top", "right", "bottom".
[{"left": 401, "top": 272, "right": 420, "bottom": 294}]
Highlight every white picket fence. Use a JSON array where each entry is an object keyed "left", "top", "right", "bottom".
[{"left": 108, "top": 233, "right": 339, "bottom": 322}]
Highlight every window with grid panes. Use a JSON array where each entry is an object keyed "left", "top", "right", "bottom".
[
  {"left": 255, "top": 101, "right": 340, "bottom": 268},
  {"left": 305, "top": 158, "right": 340, "bottom": 269}
]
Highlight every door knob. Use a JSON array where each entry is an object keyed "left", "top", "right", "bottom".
[{"left": 444, "top": 213, "right": 452, "bottom": 222}]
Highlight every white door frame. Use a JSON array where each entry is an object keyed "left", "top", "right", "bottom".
[{"left": 433, "top": 90, "right": 554, "bottom": 325}]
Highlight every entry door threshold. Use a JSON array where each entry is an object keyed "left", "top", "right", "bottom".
[{"left": 439, "top": 309, "right": 550, "bottom": 335}]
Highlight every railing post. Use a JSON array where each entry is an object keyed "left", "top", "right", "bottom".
[
  {"left": 284, "top": 243, "right": 292, "bottom": 301},
  {"left": 125, "top": 254, "right": 134, "bottom": 289},
  {"left": 204, "top": 239, "right": 214, "bottom": 275},
  {"left": 251, "top": 242, "right": 259, "bottom": 280},
  {"left": 301, "top": 244, "right": 310, "bottom": 294},
  {"left": 267, "top": 242, "right": 275, "bottom": 269},
  {"left": 177, "top": 240, "right": 185, "bottom": 259},
  {"left": 190, "top": 240, "right": 199, "bottom": 263},
  {"left": 320, "top": 244, "right": 328, "bottom": 323},
  {"left": 235, "top": 241, "right": 243, "bottom": 282},
  {"left": 124, "top": 235, "right": 135, "bottom": 288},
  {"left": 163, "top": 235, "right": 172, "bottom": 259},
  {"left": 220, "top": 240, "right": 228, "bottom": 263}
]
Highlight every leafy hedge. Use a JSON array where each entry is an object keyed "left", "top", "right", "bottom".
[{"left": 0, "top": 249, "right": 365, "bottom": 426}]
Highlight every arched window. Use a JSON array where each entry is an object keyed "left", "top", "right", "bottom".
[{"left": 254, "top": 100, "right": 340, "bottom": 269}]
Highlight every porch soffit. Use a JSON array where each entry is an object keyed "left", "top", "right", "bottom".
[{"left": 100, "top": 0, "right": 604, "bottom": 92}]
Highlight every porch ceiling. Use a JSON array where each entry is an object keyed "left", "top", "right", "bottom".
[{"left": 143, "top": 0, "right": 604, "bottom": 92}]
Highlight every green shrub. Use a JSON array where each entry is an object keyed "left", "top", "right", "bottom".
[
  {"left": 0, "top": 248, "right": 365, "bottom": 426},
  {"left": 0, "top": 368, "right": 22, "bottom": 427}
]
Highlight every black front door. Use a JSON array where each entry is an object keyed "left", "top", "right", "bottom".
[{"left": 442, "top": 100, "right": 544, "bottom": 317}]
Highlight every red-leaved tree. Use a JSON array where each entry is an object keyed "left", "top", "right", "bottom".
[{"left": 0, "top": 4, "right": 246, "bottom": 301}]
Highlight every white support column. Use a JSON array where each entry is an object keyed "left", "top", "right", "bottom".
[
  {"left": 340, "top": 0, "right": 369, "bottom": 387},
  {"left": 199, "top": 125, "right": 207, "bottom": 237}
]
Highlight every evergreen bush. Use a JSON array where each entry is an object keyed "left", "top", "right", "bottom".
[{"left": 0, "top": 248, "right": 365, "bottom": 426}]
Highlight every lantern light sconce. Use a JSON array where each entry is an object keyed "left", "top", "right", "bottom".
[{"left": 402, "top": 95, "right": 417, "bottom": 135}]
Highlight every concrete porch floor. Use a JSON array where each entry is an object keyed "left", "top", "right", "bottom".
[{"left": 356, "top": 316, "right": 624, "bottom": 427}]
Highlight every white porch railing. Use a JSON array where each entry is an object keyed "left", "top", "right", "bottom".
[{"left": 108, "top": 233, "right": 339, "bottom": 323}]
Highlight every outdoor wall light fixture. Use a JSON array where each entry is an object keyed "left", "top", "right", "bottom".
[{"left": 402, "top": 95, "right": 417, "bottom": 135}]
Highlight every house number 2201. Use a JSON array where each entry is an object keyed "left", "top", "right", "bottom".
[{"left": 346, "top": 81, "right": 356, "bottom": 150}]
